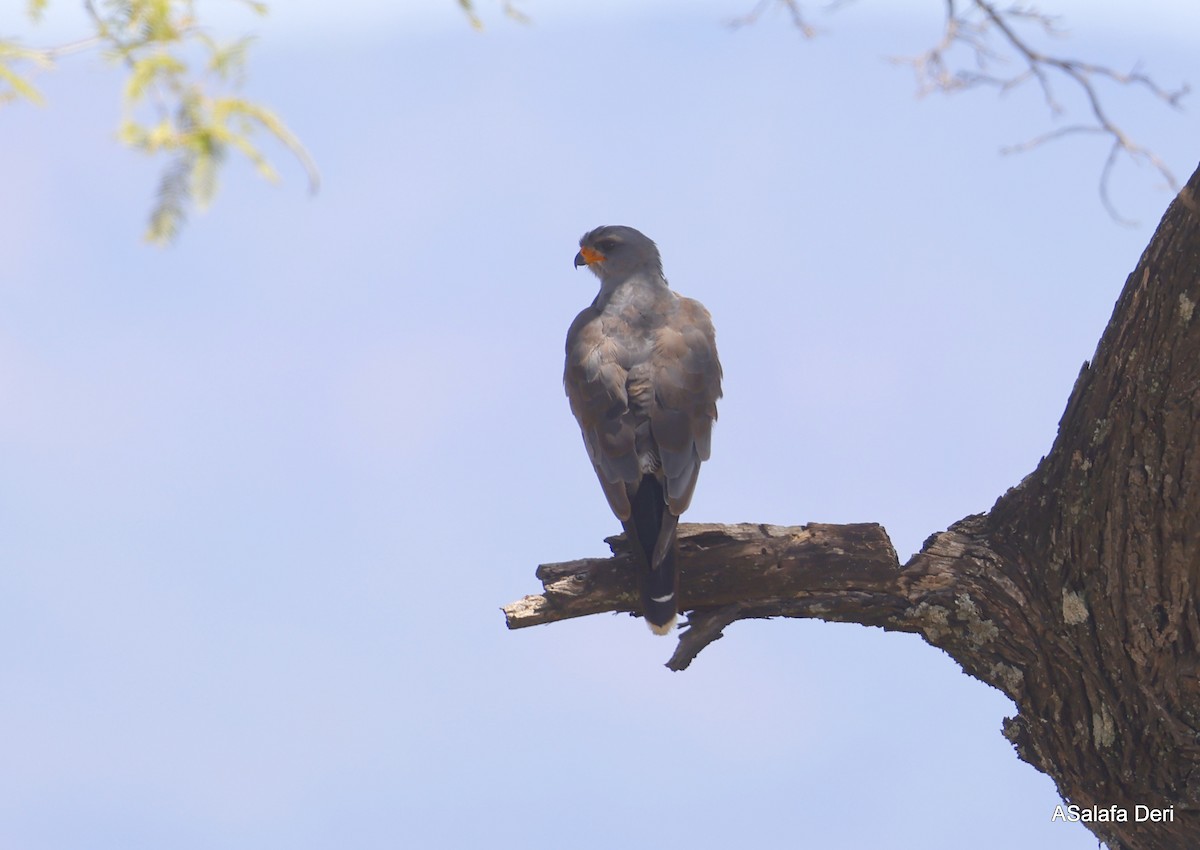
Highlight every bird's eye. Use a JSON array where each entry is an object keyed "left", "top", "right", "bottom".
[{"left": 597, "top": 239, "right": 616, "bottom": 252}]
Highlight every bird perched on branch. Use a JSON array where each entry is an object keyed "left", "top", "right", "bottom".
[{"left": 564, "top": 225, "right": 722, "bottom": 634}]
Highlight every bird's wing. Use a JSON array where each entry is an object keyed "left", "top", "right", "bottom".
[
  {"left": 564, "top": 309, "right": 640, "bottom": 521},
  {"left": 649, "top": 295, "right": 723, "bottom": 515}
]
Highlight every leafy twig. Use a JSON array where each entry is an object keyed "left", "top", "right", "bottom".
[{"left": 82, "top": 0, "right": 318, "bottom": 243}]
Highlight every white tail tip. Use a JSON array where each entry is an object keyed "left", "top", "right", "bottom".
[{"left": 647, "top": 615, "right": 677, "bottom": 636}]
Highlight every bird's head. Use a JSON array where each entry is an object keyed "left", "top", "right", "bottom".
[{"left": 574, "top": 225, "right": 663, "bottom": 281}]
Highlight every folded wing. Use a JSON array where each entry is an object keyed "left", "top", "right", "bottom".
[{"left": 650, "top": 296, "right": 723, "bottom": 515}]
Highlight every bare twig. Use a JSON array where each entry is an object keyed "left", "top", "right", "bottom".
[
  {"left": 896, "top": 0, "right": 1187, "bottom": 223},
  {"left": 730, "top": 0, "right": 817, "bottom": 37},
  {"left": 0, "top": 30, "right": 103, "bottom": 107},
  {"left": 734, "top": 2, "right": 1186, "bottom": 221},
  {"left": 457, "top": 0, "right": 530, "bottom": 29},
  {"left": 28, "top": 34, "right": 104, "bottom": 60},
  {"left": 669, "top": 604, "right": 747, "bottom": 671}
]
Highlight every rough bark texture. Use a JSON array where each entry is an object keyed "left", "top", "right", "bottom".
[{"left": 504, "top": 166, "right": 1200, "bottom": 849}]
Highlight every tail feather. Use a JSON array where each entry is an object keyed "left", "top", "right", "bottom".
[
  {"left": 642, "top": 544, "right": 678, "bottom": 635},
  {"left": 626, "top": 475, "right": 679, "bottom": 635}
]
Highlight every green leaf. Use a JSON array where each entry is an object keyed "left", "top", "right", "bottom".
[
  {"left": 237, "top": 1, "right": 270, "bottom": 16},
  {"left": 124, "top": 52, "right": 187, "bottom": 102},
  {"left": 146, "top": 155, "right": 191, "bottom": 245},
  {"left": 0, "top": 61, "right": 45, "bottom": 106},
  {"left": 190, "top": 149, "right": 219, "bottom": 208},
  {"left": 458, "top": 0, "right": 483, "bottom": 30},
  {"left": 205, "top": 35, "right": 254, "bottom": 82}
]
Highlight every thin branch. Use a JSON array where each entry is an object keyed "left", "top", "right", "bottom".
[
  {"left": 27, "top": 34, "right": 104, "bottom": 60},
  {"left": 0, "top": 31, "right": 104, "bottom": 107},
  {"left": 669, "top": 604, "right": 746, "bottom": 671},
  {"left": 457, "top": 0, "right": 530, "bottom": 29},
  {"left": 667, "top": 597, "right": 875, "bottom": 670},
  {"left": 730, "top": 0, "right": 817, "bottom": 37},
  {"left": 894, "top": 0, "right": 1187, "bottom": 223}
]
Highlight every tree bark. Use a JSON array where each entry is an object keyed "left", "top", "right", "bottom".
[{"left": 504, "top": 165, "right": 1200, "bottom": 849}]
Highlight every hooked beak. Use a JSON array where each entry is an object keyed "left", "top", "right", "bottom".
[{"left": 574, "top": 245, "right": 606, "bottom": 268}]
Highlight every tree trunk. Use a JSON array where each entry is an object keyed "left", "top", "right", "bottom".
[{"left": 504, "top": 164, "right": 1200, "bottom": 849}]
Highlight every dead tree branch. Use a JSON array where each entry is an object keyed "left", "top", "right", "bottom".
[
  {"left": 504, "top": 523, "right": 916, "bottom": 670},
  {"left": 729, "top": 0, "right": 816, "bottom": 37},
  {"left": 734, "top": 1, "right": 1188, "bottom": 223},
  {"left": 503, "top": 519, "right": 1030, "bottom": 682}
]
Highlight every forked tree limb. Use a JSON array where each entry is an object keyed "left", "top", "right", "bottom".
[
  {"left": 504, "top": 522, "right": 917, "bottom": 670},
  {"left": 502, "top": 519, "right": 1026, "bottom": 681}
]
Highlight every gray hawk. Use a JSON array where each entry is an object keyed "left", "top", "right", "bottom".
[{"left": 564, "top": 225, "right": 722, "bottom": 634}]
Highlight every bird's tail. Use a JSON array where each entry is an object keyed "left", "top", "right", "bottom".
[
  {"left": 626, "top": 475, "right": 679, "bottom": 635},
  {"left": 642, "top": 544, "right": 678, "bottom": 635}
]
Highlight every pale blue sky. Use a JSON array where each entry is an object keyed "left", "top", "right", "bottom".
[{"left": 2, "top": 2, "right": 1197, "bottom": 848}]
